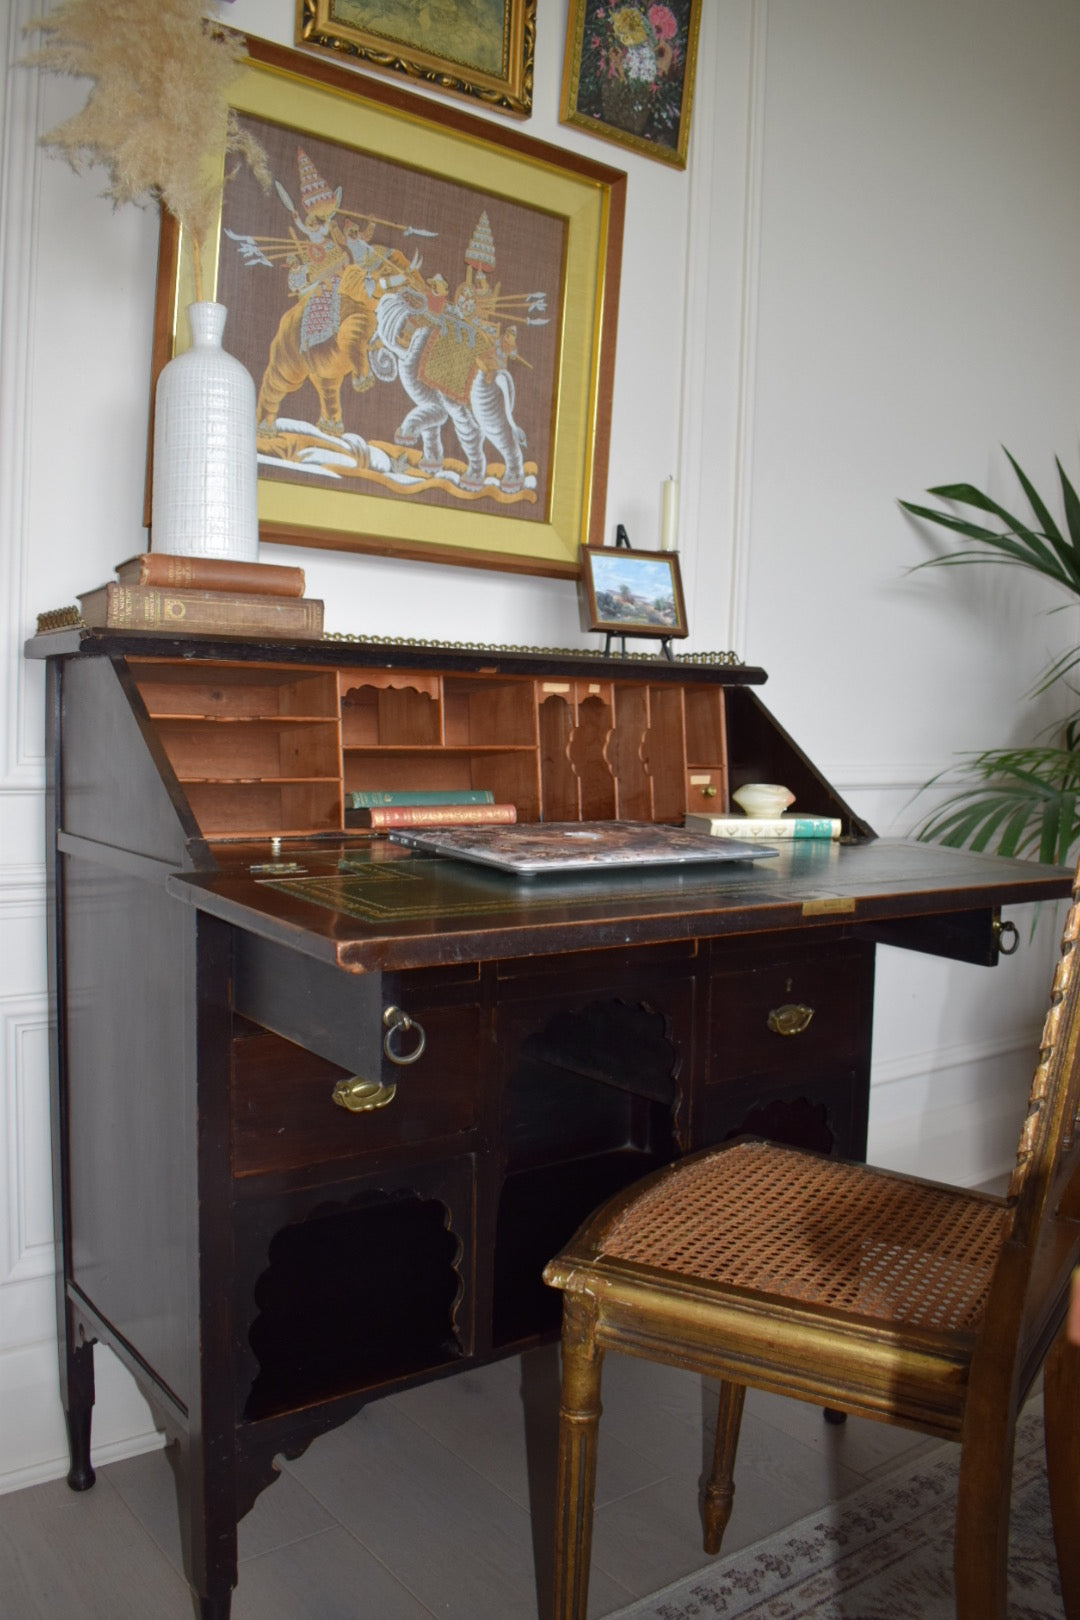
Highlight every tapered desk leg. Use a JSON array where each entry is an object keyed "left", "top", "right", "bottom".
[
  {"left": 176, "top": 1431, "right": 237, "bottom": 1620},
  {"left": 62, "top": 1334, "right": 96, "bottom": 1492},
  {"left": 198, "top": 1598, "right": 232, "bottom": 1620}
]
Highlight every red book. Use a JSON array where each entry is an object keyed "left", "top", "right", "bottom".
[
  {"left": 355, "top": 803, "right": 518, "bottom": 829},
  {"left": 115, "top": 553, "right": 306, "bottom": 597}
]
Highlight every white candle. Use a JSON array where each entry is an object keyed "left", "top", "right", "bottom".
[{"left": 660, "top": 476, "right": 679, "bottom": 551}]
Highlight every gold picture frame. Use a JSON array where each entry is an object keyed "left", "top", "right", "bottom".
[
  {"left": 579, "top": 544, "right": 689, "bottom": 640},
  {"left": 296, "top": 0, "right": 536, "bottom": 118},
  {"left": 560, "top": 0, "right": 701, "bottom": 169},
  {"left": 150, "top": 36, "right": 625, "bottom": 579}
]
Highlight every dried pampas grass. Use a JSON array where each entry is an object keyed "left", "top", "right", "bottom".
[{"left": 24, "top": 0, "right": 269, "bottom": 299}]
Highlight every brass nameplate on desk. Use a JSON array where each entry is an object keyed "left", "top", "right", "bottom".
[{"left": 801, "top": 895, "right": 856, "bottom": 917}]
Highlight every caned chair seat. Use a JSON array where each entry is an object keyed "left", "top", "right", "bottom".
[
  {"left": 602, "top": 1141, "right": 1009, "bottom": 1333},
  {"left": 544, "top": 869, "right": 1080, "bottom": 1620}
]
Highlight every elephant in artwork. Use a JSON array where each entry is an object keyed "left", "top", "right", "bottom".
[{"left": 373, "top": 286, "right": 528, "bottom": 495}]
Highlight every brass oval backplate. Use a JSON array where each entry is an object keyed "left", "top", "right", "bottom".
[
  {"left": 331, "top": 1076, "right": 397, "bottom": 1112},
  {"left": 767, "top": 1003, "right": 815, "bottom": 1037}
]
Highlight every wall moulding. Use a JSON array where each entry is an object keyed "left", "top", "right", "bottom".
[
  {"left": 0, "top": 864, "right": 48, "bottom": 920},
  {"left": 1, "top": 998, "right": 52, "bottom": 1290},
  {"left": 1, "top": 1, "right": 49, "bottom": 787}
]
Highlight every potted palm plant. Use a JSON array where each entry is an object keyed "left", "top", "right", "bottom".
[{"left": 901, "top": 451, "right": 1080, "bottom": 863}]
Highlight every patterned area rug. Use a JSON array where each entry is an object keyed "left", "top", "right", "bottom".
[{"left": 608, "top": 1404, "right": 1063, "bottom": 1618}]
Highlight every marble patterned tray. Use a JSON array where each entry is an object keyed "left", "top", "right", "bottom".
[{"left": 387, "top": 820, "right": 778, "bottom": 876}]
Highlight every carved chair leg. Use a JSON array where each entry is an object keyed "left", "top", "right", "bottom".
[
  {"left": 1044, "top": 1326, "right": 1080, "bottom": 1619},
  {"left": 954, "top": 1414, "right": 1014, "bottom": 1620},
  {"left": 702, "top": 1381, "right": 746, "bottom": 1555},
  {"left": 553, "top": 1299, "right": 605, "bottom": 1620}
]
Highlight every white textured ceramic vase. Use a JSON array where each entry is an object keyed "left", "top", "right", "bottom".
[{"left": 151, "top": 302, "right": 259, "bottom": 560}]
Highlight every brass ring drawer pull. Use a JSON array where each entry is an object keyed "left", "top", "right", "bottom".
[
  {"left": 332, "top": 1076, "right": 397, "bottom": 1112},
  {"left": 767, "top": 1002, "right": 815, "bottom": 1036},
  {"left": 383, "top": 1004, "right": 426, "bottom": 1065}
]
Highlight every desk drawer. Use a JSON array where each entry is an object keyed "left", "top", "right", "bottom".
[
  {"left": 231, "top": 1003, "right": 482, "bottom": 1178},
  {"left": 708, "top": 945, "right": 873, "bottom": 1083}
]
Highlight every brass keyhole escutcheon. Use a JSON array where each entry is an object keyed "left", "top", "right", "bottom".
[
  {"left": 331, "top": 1076, "right": 397, "bottom": 1112},
  {"left": 767, "top": 1002, "right": 815, "bottom": 1036}
]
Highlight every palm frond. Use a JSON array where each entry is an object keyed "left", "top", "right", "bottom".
[
  {"left": 917, "top": 745, "right": 1080, "bottom": 865},
  {"left": 900, "top": 450, "right": 1080, "bottom": 597}
]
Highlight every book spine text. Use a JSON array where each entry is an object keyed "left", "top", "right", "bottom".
[
  {"left": 87, "top": 584, "right": 323, "bottom": 636},
  {"left": 346, "top": 789, "right": 495, "bottom": 808},
  {"left": 118, "top": 555, "right": 306, "bottom": 596},
  {"left": 685, "top": 814, "right": 841, "bottom": 840}
]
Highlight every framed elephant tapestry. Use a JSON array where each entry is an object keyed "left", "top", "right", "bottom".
[{"left": 150, "top": 36, "right": 626, "bottom": 579}]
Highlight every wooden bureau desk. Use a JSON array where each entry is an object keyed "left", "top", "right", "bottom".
[{"left": 26, "top": 628, "right": 1072, "bottom": 1619}]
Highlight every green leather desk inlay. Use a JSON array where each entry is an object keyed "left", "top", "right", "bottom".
[{"left": 257, "top": 858, "right": 718, "bottom": 923}]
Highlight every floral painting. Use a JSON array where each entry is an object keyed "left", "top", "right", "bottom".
[{"left": 560, "top": 0, "right": 700, "bottom": 167}]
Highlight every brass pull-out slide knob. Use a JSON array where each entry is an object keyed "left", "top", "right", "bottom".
[
  {"left": 382, "top": 1005, "right": 426, "bottom": 1065},
  {"left": 767, "top": 1003, "right": 815, "bottom": 1036},
  {"left": 330, "top": 1006, "right": 426, "bottom": 1110}
]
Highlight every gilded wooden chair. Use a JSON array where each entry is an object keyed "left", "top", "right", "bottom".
[{"left": 544, "top": 873, "right": 1080, "bottom": 1620}]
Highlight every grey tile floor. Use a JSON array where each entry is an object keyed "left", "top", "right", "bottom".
[{"left": 0, "top": 1343, "right": 940, "bottom": 1620}]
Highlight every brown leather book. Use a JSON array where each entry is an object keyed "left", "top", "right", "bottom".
[
  {"left": 353, "top": 803, "right": 518, "bottom": 828},
  {"left": 114, "top": 553, "right": 306, "bottom": 597},
  {"left": 76, "top": 582, "right": 323, "bottom": 637}
]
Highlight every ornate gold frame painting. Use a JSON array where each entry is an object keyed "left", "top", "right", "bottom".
[
  {"left": 296, "top": 0, "right": 536, "bottom": 118},
  {"left": 151, "top": 37, "right": 625, "bottom": 579},
  {"left": 560, "top": 0, "right": 701, "bottom": 168}
]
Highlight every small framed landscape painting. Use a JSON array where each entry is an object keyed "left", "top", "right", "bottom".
[{"left": 579, "top": 545, "right": 689, "bottom": 639}]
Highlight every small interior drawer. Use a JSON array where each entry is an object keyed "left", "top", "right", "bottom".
[
  {"left": 685, "top": 769, "right": 725, "bottom": 811},
  {"left": 231, "top": 1003, "right": 483, "bottom": 1178}
]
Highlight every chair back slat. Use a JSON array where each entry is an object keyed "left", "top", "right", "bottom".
[{"left": 1005, "top": 870, "right": 1080, "bottom": 1250}]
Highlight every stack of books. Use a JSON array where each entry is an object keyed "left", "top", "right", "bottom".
[
  {"left": 76, "top": 553, "right": 324, "bottom": 637},
  {"left": 345, "top": 789, "right": 516, "bottom": 829}
]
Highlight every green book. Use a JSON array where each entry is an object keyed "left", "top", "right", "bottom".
[{"left": 345, "top": 788, "right": 495, "bottom": 808}]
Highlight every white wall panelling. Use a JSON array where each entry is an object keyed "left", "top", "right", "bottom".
[
  {"left": 1, "top": 998, "right": 52, "bottom": 1298},
  {"left": 2, "top": 0, "right": 1079, "bottom": 1487},
  {"left": 1, "top": 0, "right": 45, "bottom": 787}
]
